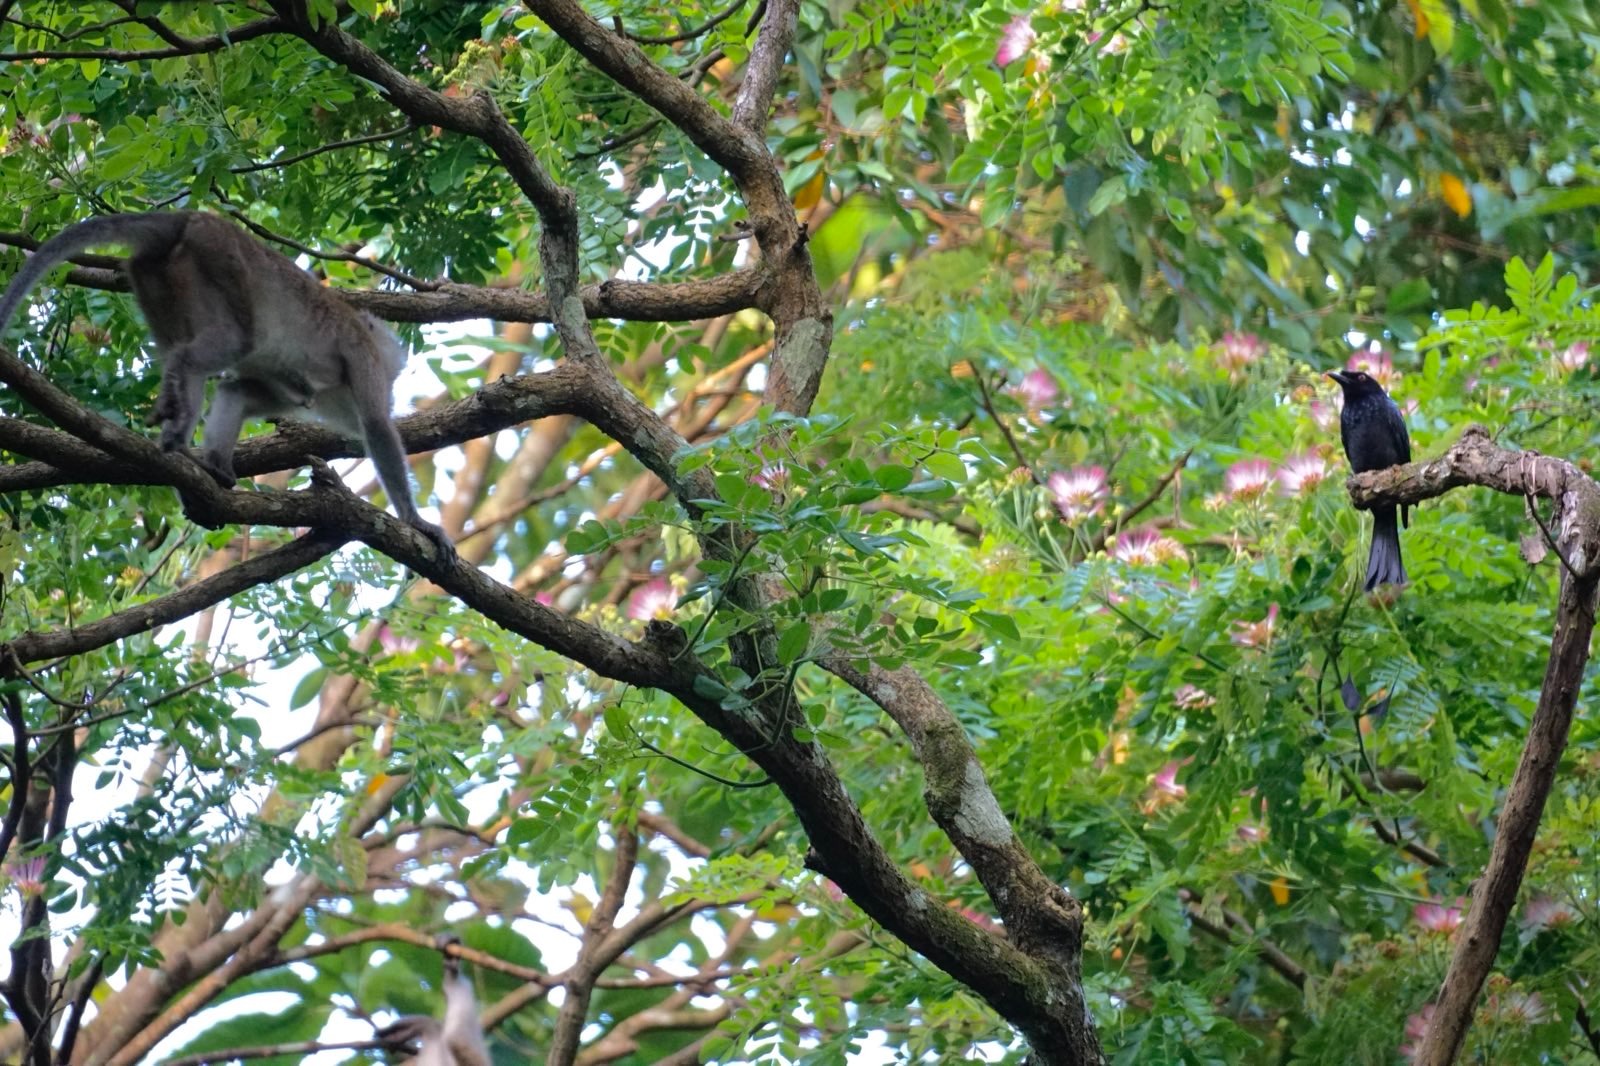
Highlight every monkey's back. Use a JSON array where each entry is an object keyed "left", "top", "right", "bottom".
[{"left": 128, "top": 212, "right": 405, "bottom": 427}]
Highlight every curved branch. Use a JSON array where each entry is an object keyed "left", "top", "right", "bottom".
[
  {"left": 1339, "top": 426, "right": 1600, "bottom": 1066},
  {"left": 0, "top": 532, "right": 345, "bottom": 668},
  {"left": 0, "top": 232, "right": 763, "bottom": 324},
  {"left": 625, "top": 0, "right": 749, "bottom": 45},
  {"left": 0, "top": 12, "right": 283, "bottom": 61},
  {"left": 731, "top": 0, "right": 797, "bottom": 131}
]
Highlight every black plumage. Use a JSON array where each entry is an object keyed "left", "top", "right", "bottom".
[{"left": 1327, "top": 369, "right": 1411, "bottom": 590}]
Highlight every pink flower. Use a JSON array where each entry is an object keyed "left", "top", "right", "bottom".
[
  {"left": 1308, "top": 398, "right": 1339, "bottom": 433},
  {"left": 1173, "top": 684, "right": 1215, "bottom": 709},
  {"left": 1085, "top": 28, "right": 1129, "bottom": 54},
  {"left": 1347, "top": 350, "right": 1399, "bottom": 390},
  {"left": 1230, "top": 604, "right": 1278, "bottom": 648},
  {"left": 1486, "top": 989, "right": 1549, "bottom": 1024},
  {"left": 996, "top": 15, "right": 1036, "bottom": 66},
  {"left": 957, "top": 905, "right": 999, "bottom": 932},
  {"left": 1013, "top": 368, "right": 1059, "bottom": 409},
  {"left": 1521, "top": 894, "right": 1578, "bottom": 932},
  {"left": 1142, "top": 758, "right": 1192, "bottom": 814},
  {"left": 1236, "top": 822, "right": 1267, "bottom": 843},
  {"left": 1277, "top": 452, "right": 1327, "bottom": 495},
  {"left": 1399, "top": 1003, "right": 1435, "bottom": 1062},
  {"left": 5, "top": 857, "right": 45, "bottom": 898},
  {"left": 1047, "top": 465, "right": 1108, "bottom": 523},
  {"left": 376, "top": 624, "right": 421, "bottom": 654},
  {"left": 1110, "top": 526, "right": 1186, "bottom": 565},
  {"left": 1224, "top": 459, "right": 1274, "bottom": 501},
  {"left": 1413, "top": 897, "right": 1466, "bottom": 934},
  {"left": 751, "top": 463, "right": 790, "bottom": 491},
  {"left": 1150, "top": 760, "right": 1186, "bottom": 796},
  {"left": 1557, "top": 340, "right": 1590, "bottom": 373},
  {"left": 626, "top": 578, "right": 676, "bottom": 621},
  {"left": 1215, "top": 331, "right": 1265, "bottom": 374}
]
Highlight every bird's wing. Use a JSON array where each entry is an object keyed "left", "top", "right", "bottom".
[{"left": 1387, "top": 398, "right": 1412, "bottom": 462}]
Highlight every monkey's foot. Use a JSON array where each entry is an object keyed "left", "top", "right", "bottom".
[
  {"left": 194, "top": 453, "right": 238, "bottom": 488},
  {"left": 410, "top": 517, "right": 458, "bottom": 565}
]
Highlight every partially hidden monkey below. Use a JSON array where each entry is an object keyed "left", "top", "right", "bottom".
[
  {"left": 0, "top": 211, "right": 454, "bottom": 558},
  {"left": 377, "top": 934, "right": 490, "bottom": 1066}
]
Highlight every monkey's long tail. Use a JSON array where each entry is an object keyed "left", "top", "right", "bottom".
[{"left": 0, "top": 213, "right": 189, "bottom": 337}]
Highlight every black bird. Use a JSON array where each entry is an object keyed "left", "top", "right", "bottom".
[{"left": 1327, "top": 369, "right": 1411, "bottom": 590}]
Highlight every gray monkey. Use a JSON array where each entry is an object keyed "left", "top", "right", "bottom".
[
  {"left": 376, "top": 934, "right": 490, "bottom": 1066},
  {"left": 0, "top": 211, "right": 454, "bottom": 558}
]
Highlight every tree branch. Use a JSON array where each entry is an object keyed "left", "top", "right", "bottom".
[
  {"left": 731, "top": 0, "right": 797, "bottom": 131},
  {"left": 0, "top": 532, "right": 344, "bottom": 668},
  {"left": 821, "top": 656, "right": 1103, "bottom": 1060},
  {"left": 548, "top": 824, "right": 640, "bottom": 1065},
  {"left": 1337, "top": 426, "right": 1600, "bottom": 1065}
]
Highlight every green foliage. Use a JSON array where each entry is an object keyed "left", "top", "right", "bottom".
[{"left": 3, "top": 0, "right": 1600, "bottom": 1061}]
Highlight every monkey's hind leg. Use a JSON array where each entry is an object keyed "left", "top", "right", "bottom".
[{"left": 147, "top": 323, "right": 251, "bottom": 457}]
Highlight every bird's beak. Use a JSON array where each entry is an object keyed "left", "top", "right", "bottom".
[{"left": 1325, "top": 370, "right": 1350, "bottom": 386}]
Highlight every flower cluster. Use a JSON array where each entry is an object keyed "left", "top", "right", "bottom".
[
  {"left": 1111, "top": 526, "right": 1187, "bottom": 565},
  {"left": 1412, "top": 897, "right": 1465, "bottom": 934},
  {"left": 1230, "top": 604, "right": 1278, "bottom": 648},
  {"left": 1047, "top": 465, "right": 1108, "bottom": 524},
  {"left": 1347, "top": 349, "right": 1399, "bottom": 390},
  {"left": 626, "top": 577, "right": 677, "bottom": 621},
  {"left": 1215, "top": 331, "right": 1266, "bottom": 374}
]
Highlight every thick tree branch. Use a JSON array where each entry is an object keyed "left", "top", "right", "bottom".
[
  {"left": 731, "top": 0, "right": 797, "bottom": 131},
  {"left": 1339, "top": 426, "right": 1600, "bottom": 1066},
  {"left": 823, "top": 657, "right": 1103, "bottom": 1062},
  {"left": 523, "top": 0, "right": 772, "bottom": 190},
  {"left": 1346, "top": 425, "right": 1600, "bottom": 573}
]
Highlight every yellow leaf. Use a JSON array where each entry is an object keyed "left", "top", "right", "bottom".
[
  {"left": 755, "top": 902, "right": 801, "bottom": 923},
  {"left": 1407, "top": 0, "right": 1454, "bottom": 52},
  {"left": 365, "top": 773, "right": 390, "bottom": 795},
  {"left": 793, "top": 168, "right": 826, "bottom": 212},
  {"left": 1404, "top": 0, "right": 1430, "bottom": 37},
  {"left": 1440, "top": 173, "right": 1472, "bottom": 218},
  {"left": 564, "top": 893, "right": 594, "bottom": 926},
  {"left": 1269, "top": 876, "right": 1291, "bottom": 906}
]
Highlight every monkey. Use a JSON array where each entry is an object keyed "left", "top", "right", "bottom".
[
  {"left": 376, "top": 933, "right": 490, "bottom": 1066},
  {"left": 0, "top": 211, "right": 454, "bottom": 559}
]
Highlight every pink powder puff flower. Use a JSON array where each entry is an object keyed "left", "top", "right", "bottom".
[
  {"left": 1231, "top": 604, "right": 1278, "bottom": 648},
  {"left": 1111, "top": 526, "right": 1186, "bottom": 565},
  {"left": 626, "top": 578, "right": 676, "bottom": 621},
  {"left": 1047, "top": 465, "right": 1108, "bottom": 523},
  {"left": 1224, "top": 459, "right": 1274, "bottom": 501},
  {"left": 995, "top": 15, "right": 1036, "bottom": 66},
  {"left": 1557, "top": 340, "right": 1590, "bottom": 373},
  {"left": 1520, "top": 894, "right": 1578, "bottom": 932},
  {"left": 1347, "top": 350, "right": 1399, "bottom": 390},
  {"left": 1013, "top": 368, "right": 1059, "bottom": 409},
  {"left": 1277, "top": 452, "right": 1328, "bottom": 495},
  {"left": 1215, "top": 331, "right": 1266, "bottom": 374},
  {"left": 1413, "top": 897, "right": 1465, "bottom": 934},
  {"left": 1308, "top": 398, "right": 1339, "bottom": 433},
  {"left": 5, "top": 857, "right": 45, "bottom": 898},
  {"left": 1399, "top": 1003, "right": 1435, "bottom": 1062}
]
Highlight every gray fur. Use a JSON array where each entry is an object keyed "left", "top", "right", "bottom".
[{"left": 0, "top": 211, "right": 452, "bottom": 558}]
